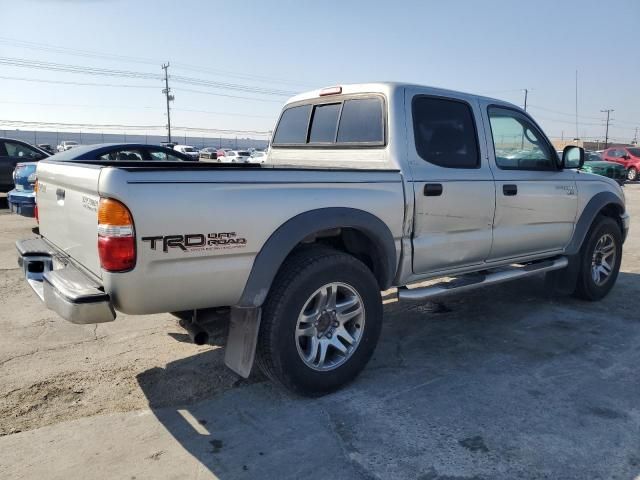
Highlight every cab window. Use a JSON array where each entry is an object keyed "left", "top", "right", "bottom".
[{"left": 488, "top": 107, "right": 556, "bottom": 170}]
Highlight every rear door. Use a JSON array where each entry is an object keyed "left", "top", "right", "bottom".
[
  {"left": 406, "top": 89, "right": 496, "bottom": 274},
  {"left": 481, "top": 104, "right": 578, "bottom": 260}
]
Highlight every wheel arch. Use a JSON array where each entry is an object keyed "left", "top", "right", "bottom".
[
  {"left": 566, "top": 191, "right": 625, "bottom": 255},
  {"left": 237, "top": 208, "right": 397, "bottom": 308}
]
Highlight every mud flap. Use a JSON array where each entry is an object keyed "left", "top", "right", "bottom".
[
  {"left": 545, "top": 254, "right": 580, "bottom": 295},
  {"left": 224, "top": 306, "right": 261, "bottom": 378}
]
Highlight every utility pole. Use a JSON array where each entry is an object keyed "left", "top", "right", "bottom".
[
  {"left": 522, "top": 89, "right": 528, "bottom": 111},
  {"left": 162, "top": 63, "right": 174, "bottom": 143},
  {"left": 601, "top": 109, "right": 614, "bottom": 148},
  {"left": 634, "top": 127, "right": 638, "bottom": 145},
  {"left": 574, "top": 70, "right": 579, "bottom": 144}
]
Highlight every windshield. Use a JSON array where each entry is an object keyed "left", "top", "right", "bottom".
[
  {"left": 66, "top": 141, "right": 78, "bottom": 145},
  {"left": 627, "top": 148, "right": 640, "bottom": 157},
  {"left": 238, "top": 151, "right": 250, "bottom": 156},
  {"left": 183, "top": 147, "right": 196, "bottom": 152}
]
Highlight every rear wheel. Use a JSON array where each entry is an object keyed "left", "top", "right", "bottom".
[
  {"left": 573, "top": 216, "right": 622, "bottom": 301},
  {"left": 256, "top": 247, "right": 382, "bottom": 396},
  {"left": 628, "top": 167, "right": 638, "bottom": 181}
]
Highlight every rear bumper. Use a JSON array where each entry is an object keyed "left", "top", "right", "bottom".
[
  {"left": 16, "top": 238, "right": 115, "bottom": 324},
  {"left": 7, "top": 190, "right": 36, "bottom": 217}
]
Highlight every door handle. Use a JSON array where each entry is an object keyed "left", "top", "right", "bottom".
[
  {"left": 503, "top": 184, "right": 517, "bottom": 196},
  {"left": 423, "top": 183, "right": 443, "bottom": 196}
]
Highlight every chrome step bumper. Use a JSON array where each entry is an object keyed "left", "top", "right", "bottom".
[
  {"left": 16, "top": 238, "right": 116, "bottom": 324},
  {"left": 398, "top": 257, "right": 569, "bottom": 301}
]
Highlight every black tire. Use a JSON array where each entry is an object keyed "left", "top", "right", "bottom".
[
  {"left": 256, "top": 246, "right": 382, "bottom": 396},
  {"left": 628, "top": 167, "right": 638, "bottom": 182},
  {"left": 573, "top": 216, "right": 622, "bottom": 301}
]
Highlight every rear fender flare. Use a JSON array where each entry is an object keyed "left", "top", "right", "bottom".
[{"left": 237, "top": 207, "right": 397, "bottom": 308}]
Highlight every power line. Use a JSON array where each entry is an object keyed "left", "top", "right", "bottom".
[
  {"left": 0, "top": 56, "right": 296, "bottom": 97},
  {"left": 0, "top": 74, "right": 158, "bottom": 89},
  {"left": 0, "top": 35, "right": 312, "bottom": 88}
]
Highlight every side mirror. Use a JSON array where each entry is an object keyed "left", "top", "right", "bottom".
[{"left": 562, "top": 145, "right": 584, "bottom": 169}]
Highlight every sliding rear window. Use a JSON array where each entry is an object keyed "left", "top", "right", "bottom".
[{"left": 272, "top": 96, "right": 385, "bottom": 147}]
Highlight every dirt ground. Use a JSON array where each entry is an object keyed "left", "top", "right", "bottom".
[
  {"left": 0, "top": 195, "right": 245, "bottom": 436},
  {"left": 0, "top": 186, "right": 639, "bottom": 479}
]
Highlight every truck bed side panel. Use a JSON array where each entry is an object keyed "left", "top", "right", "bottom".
[{"left": 98, "top": 168, "right": 405, "bottom": 314}]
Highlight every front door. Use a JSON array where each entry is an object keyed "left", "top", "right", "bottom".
[
  {"left": 406, "top": 89, "right": 496, "bottom": 274},
  {"left": 481, "top": 104, "right": 578, "bottom": 261}
]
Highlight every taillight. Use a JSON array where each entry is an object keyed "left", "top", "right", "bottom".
[{"left": 97, "top": 198, "right": 135, "bottom": 272}]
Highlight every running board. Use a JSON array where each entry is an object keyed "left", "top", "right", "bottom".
[{"left": 398, "top": 257, "right": 568, "bottom": 301}]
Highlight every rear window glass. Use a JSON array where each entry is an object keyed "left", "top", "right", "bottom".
[
  {"left": 413, "top": 96, "right": 479, "bottom": 169},
  {"left": 309, "top": 103, "right": 341, "bottom": 143},
  {"left": 337, "top": 98, "right": 384, "bottom": 143},
  {"left": 272, "top": 96, "right": 384, "bottom": 146},
  {"left": 272, "top": 104, "right": 311, "bottom": 144}
]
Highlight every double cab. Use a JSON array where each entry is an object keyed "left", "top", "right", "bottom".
[{"left": 16, "top": 83, "right": 629, "bottom": 395}]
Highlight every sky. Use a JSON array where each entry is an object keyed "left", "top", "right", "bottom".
[{"left": 1, "top": 0, "right": 639, "bottom": 143}]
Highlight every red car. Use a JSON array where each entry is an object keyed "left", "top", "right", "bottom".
[{"left": 603, "top": 146, "right": 640, "bottom": 181}]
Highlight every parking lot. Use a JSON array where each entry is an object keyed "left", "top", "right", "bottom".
[{"left": 0, "top": 186, "right": 638, "bottom": 480}]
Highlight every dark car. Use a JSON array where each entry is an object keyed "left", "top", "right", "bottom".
[
  {"left": 37, "top": 144, "right": 55, "bottom": 155},
  {"left": 581, "top": 151, "right": 627, "bottom": 185},
  {"left": 0, "top": 138, "right": 49, "bottom": 192},
  {"left": 7, "top": 143, "right": 194, "bottom": 218},
  {"left": 46, "top": 143, "right": 197, "bottom": 162},
  {"left": 7, "top": 162, "right": 38, "bottom": 217},
  {"left": 199, "top": 147, "right": 218, "bottom": 160}
]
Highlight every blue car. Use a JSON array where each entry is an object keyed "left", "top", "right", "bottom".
[{"left": 8, "top": 162, "right": 38, "bottom": 217}]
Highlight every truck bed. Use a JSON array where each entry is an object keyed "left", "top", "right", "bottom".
[{"left": 34, "top": 159, "right": 405, "bottom": 314}]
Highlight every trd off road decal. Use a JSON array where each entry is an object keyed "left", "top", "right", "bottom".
[{"left": 142, "top": 232, "right": 247, "bottom": 252}]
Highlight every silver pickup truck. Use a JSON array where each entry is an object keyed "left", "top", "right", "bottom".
[{"left": 16, "top": 83, "right": 630, "bottom": 395}]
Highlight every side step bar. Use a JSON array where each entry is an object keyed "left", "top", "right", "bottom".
[{"left": 398, "top": 257, "right": 568, "bottom": 301}]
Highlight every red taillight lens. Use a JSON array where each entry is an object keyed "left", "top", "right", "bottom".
[
  {"left": 97, "top": 198, "right": 135, "bottom": 272},
  {"left": 98, "top": 236, "right": 135, "bottom": 271}
]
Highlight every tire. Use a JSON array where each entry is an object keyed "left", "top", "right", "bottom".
[
  {"left": 256, "top": 246, "right": 382, "bottom": 396},
  {"left": 628, "top": 167, "right": 638, "bottom": 181},
  {"left": 573, "top": 216, "right": 622, "bottom": 301}
]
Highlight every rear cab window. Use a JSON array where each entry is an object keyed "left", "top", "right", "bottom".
[{"left": 272, "top": 95, "right": 385, "bottom": 147}]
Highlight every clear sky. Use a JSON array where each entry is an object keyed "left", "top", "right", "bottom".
[{"left": 1, "top": 0, "right": 639, "bottom": 143}]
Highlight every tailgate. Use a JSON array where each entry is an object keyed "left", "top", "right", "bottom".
[{"left": 36, "top": 161, "right": 102, "bottom": 277}]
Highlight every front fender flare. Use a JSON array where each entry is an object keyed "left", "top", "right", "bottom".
[
  {"left": 237, "top": 207, "right": 397, "bottom": 308},
  {"left": 565, "top": 191, "right": 625, "bottom": 255}
]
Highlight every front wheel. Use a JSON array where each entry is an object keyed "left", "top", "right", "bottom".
[
  {"left": 573, "top": 216, "right": 622, "bottom": 301},
  {"left": 627, "top": 167, "right": 638, "bottom": 182},
  {"left": 256, "top": 247, "right": 382, "bottom": 396}
]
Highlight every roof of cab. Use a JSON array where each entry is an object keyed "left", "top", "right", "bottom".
[{"left": 285, "top": 82, "right": 519, "bottom": 110}]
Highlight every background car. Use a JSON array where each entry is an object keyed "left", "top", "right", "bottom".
[
  {"left": 45, "top": 143, "right": 195, "bottom": 162},
  {"left": 602, "top": 146, "right": 640, "bottom": 181},
  {"left": 0, "top": 138, "right": 49, "bottom": 193},
  {"left": 581, "top": 151, "right": 627, "bottom": 185},
  {"left": 173, "top": 144, "right": 200, "bottom": 160},
  {"left": 36, "top": 144, "right": 55, "bottom": 155},
  {"left": 56, "top": 140, "right": 79, "bottom": 152},
  {"left": 199, "top": 147, "right": 218, "bottom": 160},
  {"left": 219, "top": 150, "right": 251, "bottom": 163},
  {"left": 249, "top": 151, "right": 268, "bottom": 163},
  {"left": 7, "top": 162, "right": 38, "bottom": 217}
]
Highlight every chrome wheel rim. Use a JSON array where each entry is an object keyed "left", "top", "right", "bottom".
[
  {"left": 295, "top": 282, "right": 365, "bottom": 371},
  {"left": 628, "top": 168, "right": 637, "bottom": 181},
  {"left": 591, "top": 233, "right": 616, "bottom": 286}
]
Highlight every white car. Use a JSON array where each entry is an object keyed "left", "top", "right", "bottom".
[
  {"left": 249, "top": 151, "right": 268, "bottom": 164},
  {"left": 57, "top": 141, "right": 79, "bottom": 152},
  {"left": 173, "top": 145, "right": 200, "bottom": 160},
  {"left": 220, "top": 150, "right": 251, "bottom": 163}
]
